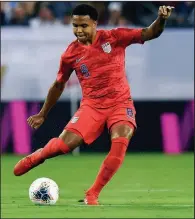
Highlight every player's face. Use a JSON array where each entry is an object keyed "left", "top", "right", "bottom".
[{"left": 72, "top": 15, "right": 97, "bottom": 44}]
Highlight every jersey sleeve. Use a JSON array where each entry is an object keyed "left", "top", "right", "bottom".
[
  {"left": 111, "top": 28, "right": 144, "bottom": 47},
  {"left": 56, "top": 52, "right": 73, "bottom": 83}
]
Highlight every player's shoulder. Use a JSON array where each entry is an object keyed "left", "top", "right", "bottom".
[
  {"left": 61, "top": 40, "right": 78, "bottom": 60},
  {"left": 98, "top": 28, "right": 126, "bottom": 40},
  {"left": 101, "top": 27, "right": 142, "bottom": 41},
  {"left": 98, "top": 29, "right": 116, "bottom": 38},
  {"left": 62, "top": 40, "right": 77, "bottom": 56},
  {"left": 109, "top": 28, "right": 127, "bottom": 36}
]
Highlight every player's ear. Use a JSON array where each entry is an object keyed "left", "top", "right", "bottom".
[{"left": 93, "top": 21, "right": 97, "bottom": 28}]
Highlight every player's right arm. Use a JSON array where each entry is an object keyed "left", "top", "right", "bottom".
[
  {"left": 111, "top": 5, "right": 174, "bottom": 47},
  {"left": 27, "top": 52, "right": 73, "bottom": 129},
  {"left": 141, "top": 5, "right": 174, "bottom": 42}
]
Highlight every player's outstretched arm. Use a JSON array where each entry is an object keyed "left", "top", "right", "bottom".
[
  {"left": 39, "top": 80, "right": 65, "bottom": 118},
  {"left": 141, "top": 5, "right": 174, "bottom": 41},
  {"left": 27, "top": 80, "right": 65, "bottom": 129}
]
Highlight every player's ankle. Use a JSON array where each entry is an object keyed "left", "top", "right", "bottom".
[{"left": 86, "top": 189, "right": 99, "bottom": 198}]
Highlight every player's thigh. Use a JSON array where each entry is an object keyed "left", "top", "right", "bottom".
[
  {"left": 107, "top": 100, "right": 136, "bottom": 140},
  {"left": 65, "top": 105, "right": 106, "bottom": 145}
]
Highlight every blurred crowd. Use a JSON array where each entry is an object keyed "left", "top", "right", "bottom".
[{"left": 1, "top": 1, "right": 194, "bottom": 28}]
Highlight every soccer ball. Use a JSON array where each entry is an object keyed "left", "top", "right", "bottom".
[{"left": 29, "top": 177, "right": 59, "bottom": 205}]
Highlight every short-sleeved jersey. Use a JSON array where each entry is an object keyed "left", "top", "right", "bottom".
[{"left": 57, "top": 28, "right": 144, "bottom": 108}]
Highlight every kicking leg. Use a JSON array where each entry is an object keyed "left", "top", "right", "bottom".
[
  {"left": 13, "top": 129, "right": 83, "bottom": 176},
  {"left": 85, "top": 123, "right": 134, "bottom": 204}
]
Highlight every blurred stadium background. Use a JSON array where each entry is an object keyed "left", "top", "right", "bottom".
[
  {"left": 1, "top": 1, "right": 194, "bottom": 27},
  {"left": 1, "top": 1, "right": 194, "bottom": 218}
]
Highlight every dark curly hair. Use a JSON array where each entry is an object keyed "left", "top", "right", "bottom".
[{"left": 72, "top": 4, "right": 98, "bottom": 21}]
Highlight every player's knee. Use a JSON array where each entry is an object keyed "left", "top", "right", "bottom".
[
  {"left": 111, "top": 124, "right": 134, "bottom": 140},
  {"left": 59, "top": 129, "right": 83, "bottom": 150}
]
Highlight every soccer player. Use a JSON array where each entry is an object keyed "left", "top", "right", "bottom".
[{"left": 14, "top": 4, "right": 174, "bottom": 205}]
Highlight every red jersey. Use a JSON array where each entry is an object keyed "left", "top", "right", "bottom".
[{"left": 57, "top": 28, "right": 144, "bottom": 108}]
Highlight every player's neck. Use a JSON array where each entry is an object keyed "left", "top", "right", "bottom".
[
  {"left": 79, "top": 31, "right": 97, "bottom": 46},
  {"left": 91, "top": 31, "right": 97, "bottom": 44}
]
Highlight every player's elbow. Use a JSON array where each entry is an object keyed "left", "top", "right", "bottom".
[
  {"left": 53, "top": 80, "right": 66, "bottom": 92},
  {"left": 153, "top": 30, "right": 163, "bottom": 39},
  {"left": 142, "top": 28, "right": 163, "bottom": 41}
]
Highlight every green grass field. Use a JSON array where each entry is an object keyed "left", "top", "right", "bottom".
[{"left": 1, "top": 153, "right": 194, "bottom": 218}]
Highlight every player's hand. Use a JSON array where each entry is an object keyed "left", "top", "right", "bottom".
[
  {"left": 158, "top": 5, "right": 174, "bottom": 19},
  {"left": 27, "top": 113, "right": 45, "bottom": 129}
]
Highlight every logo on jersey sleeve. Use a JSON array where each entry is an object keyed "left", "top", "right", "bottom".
[
  {"left": 80, "top": 64, "right": 90, "bottom": 77},
  {"left": 71, "top": 116, "right": 79, "bottom": 123},
  {"left": 101, "top": 42, "right": 112, "bottom": 53}
]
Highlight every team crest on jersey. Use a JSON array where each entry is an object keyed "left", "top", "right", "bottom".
[
  {"left": 80, "top": 64, "right": 90, "bottom": 77},
  {"left": 101, "top": 42, "right": 112, "bottom": 53},
  {"left": 127, "top": 108, "right": 134, "bottom": 119}
]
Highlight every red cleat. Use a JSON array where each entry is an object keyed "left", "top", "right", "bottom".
[
  {"left": 13, "top": 149, "right": 44, "bottom": 176},
  {"left": 84, "top": 191, "right": 99, "bottom": 205}
]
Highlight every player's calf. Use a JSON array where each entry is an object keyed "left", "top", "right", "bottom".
[{"left": 86, "top": 136, "right": 129, "bottom": 198}]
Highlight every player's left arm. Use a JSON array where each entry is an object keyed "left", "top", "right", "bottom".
[{"left": 141, "top": 5, "right": 174, "bottom": 42}]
